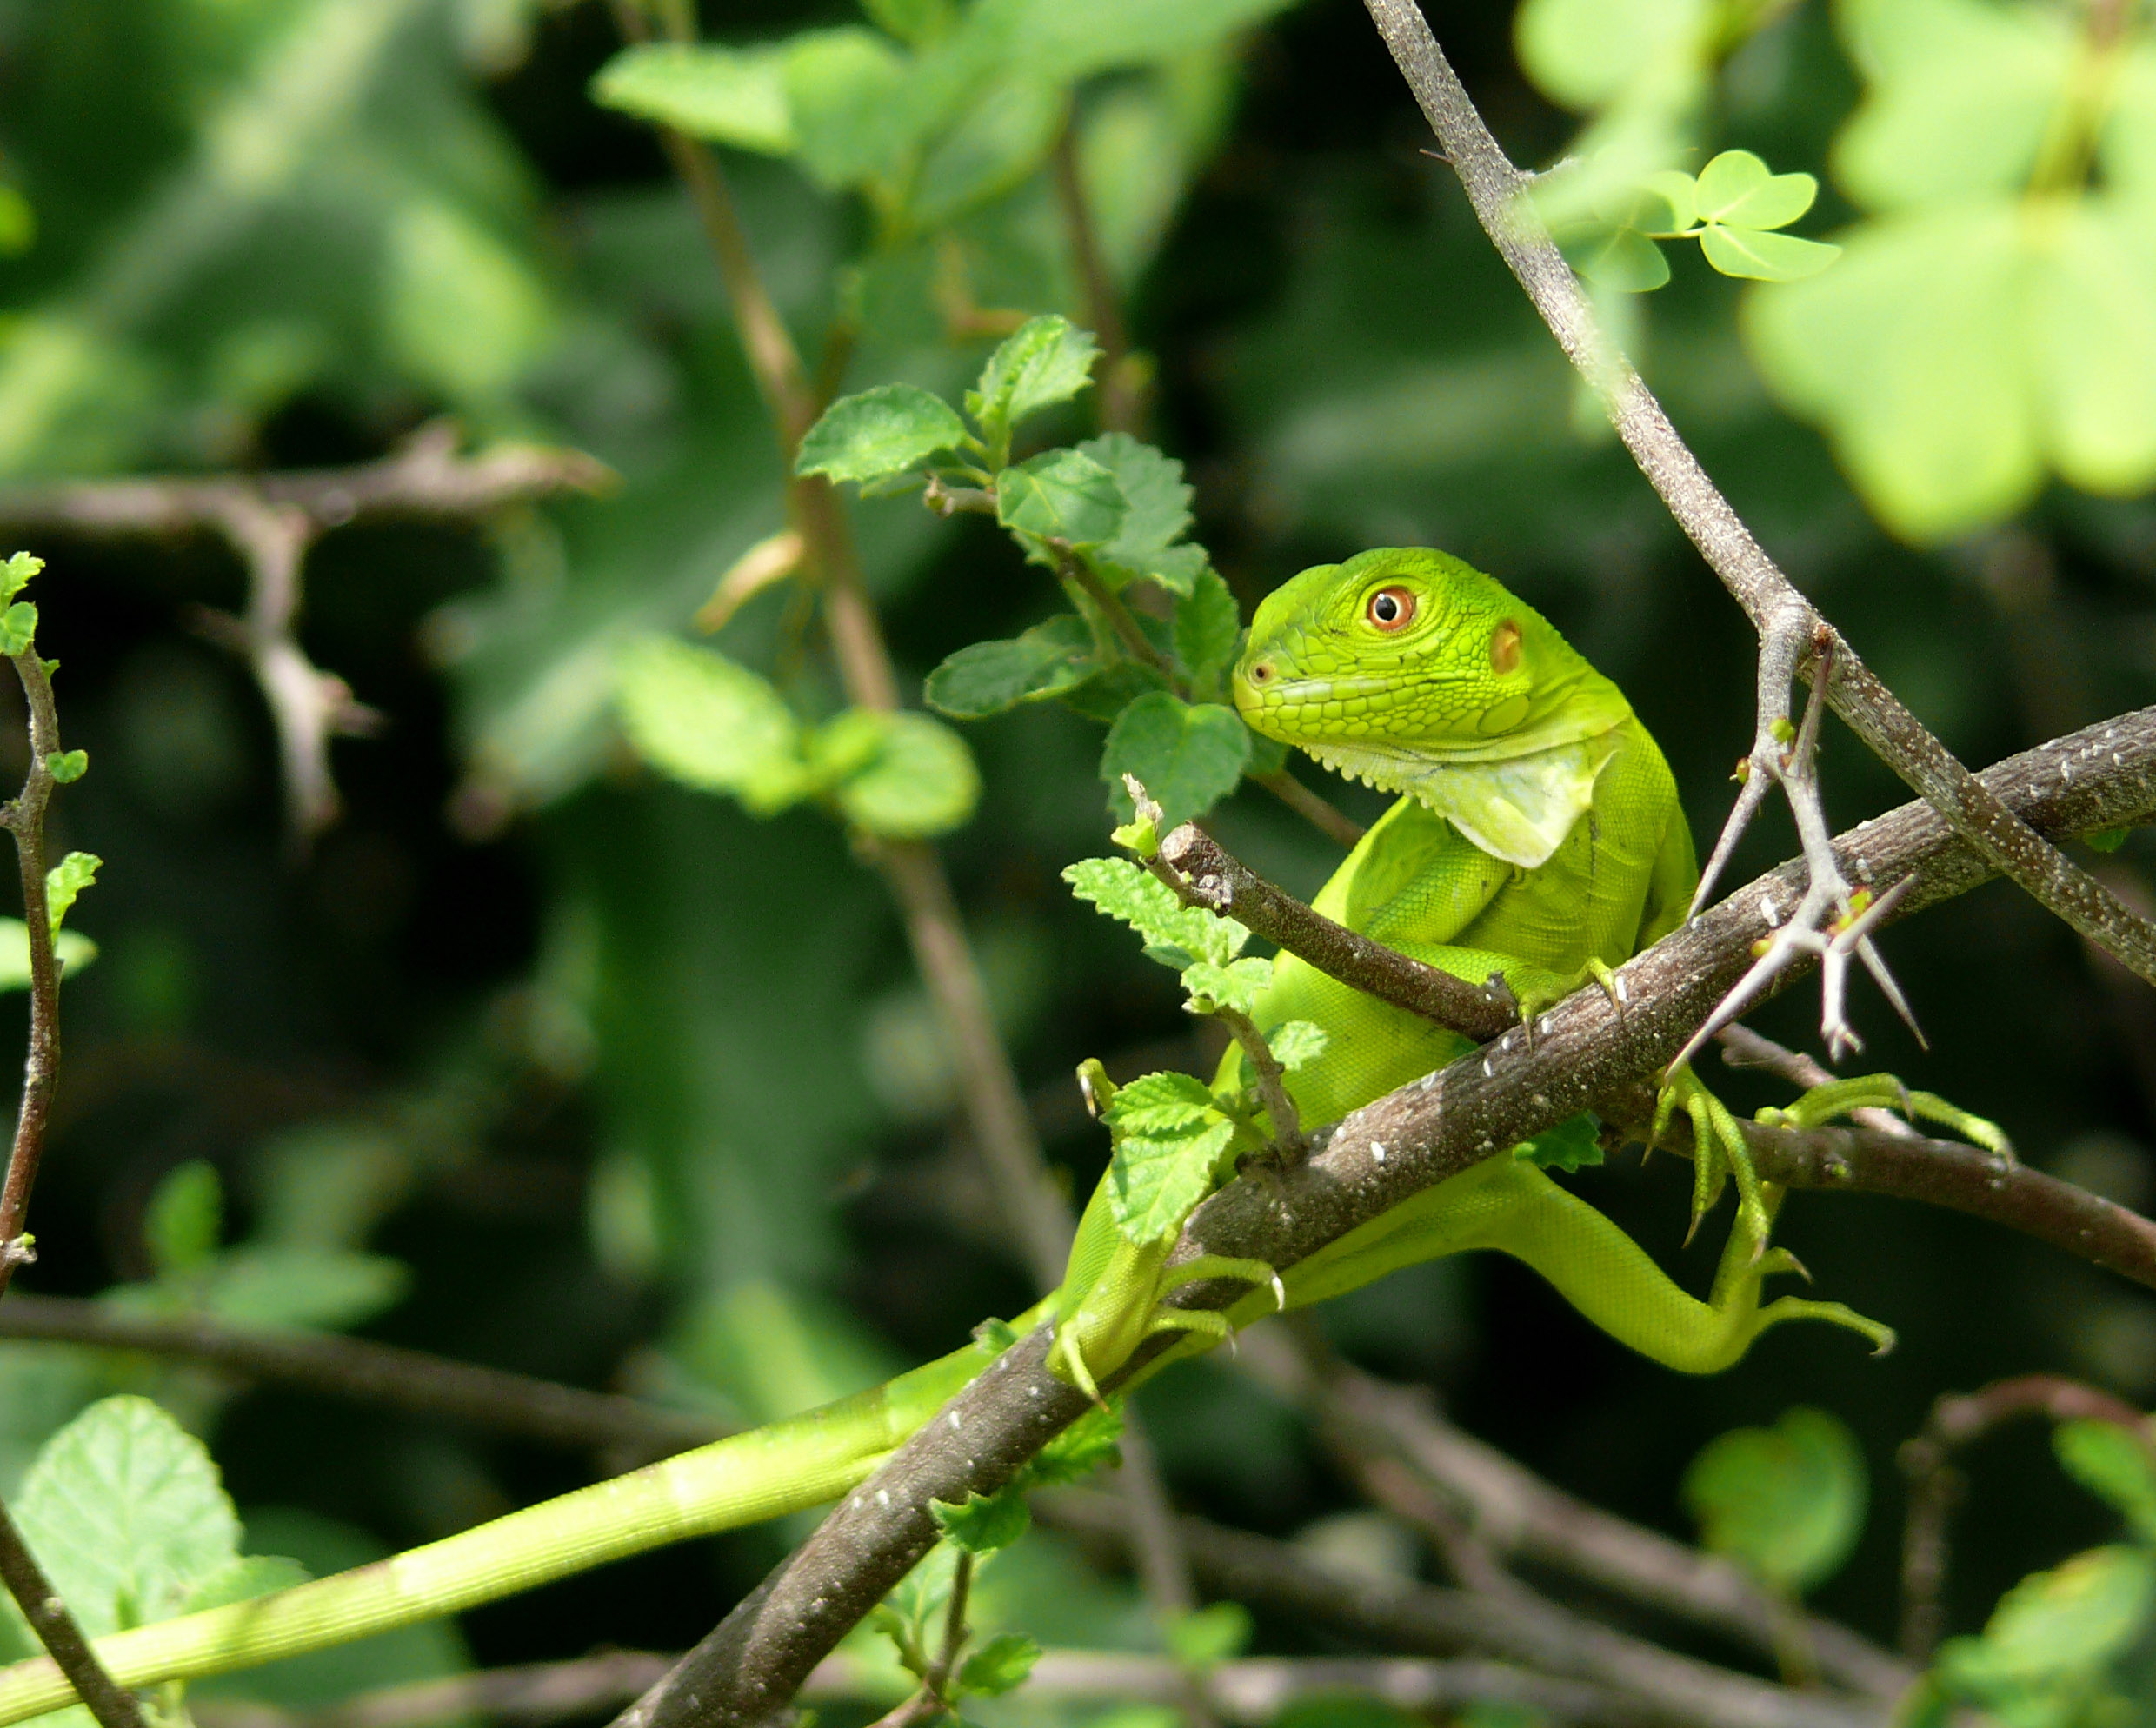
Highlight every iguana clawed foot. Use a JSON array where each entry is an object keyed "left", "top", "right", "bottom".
[
  {"left": 1047, "top": 1251, "right": 1284, "bottom": 1406},
  {"left": 1754, "top": 1073, "right": 2013, "bottom": 1159}
]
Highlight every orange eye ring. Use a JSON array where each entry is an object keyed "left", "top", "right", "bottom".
[{"left": 1366, "top": 585, "right": 1415, "bottom": 632}]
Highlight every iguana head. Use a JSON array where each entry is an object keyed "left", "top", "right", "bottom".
[{"left": 1231, "top": 548, "right": 1634, "bottom": 866}]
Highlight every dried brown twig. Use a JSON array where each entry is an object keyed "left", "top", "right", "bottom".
[
  {"left": 1361, "top": 0, "right": 2156, "bottom": 1055},
  {"left": 0, "top": 424, "right": 610, "bottom": 841}
]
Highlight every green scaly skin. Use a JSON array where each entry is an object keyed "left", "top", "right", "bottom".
[{"left": 0, "top": 548, "right": 1931, "bottom": 1722}]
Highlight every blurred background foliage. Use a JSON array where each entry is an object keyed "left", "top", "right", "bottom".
[{"left": 3, "top": 0, "right": 2156, "bottom": 1711}]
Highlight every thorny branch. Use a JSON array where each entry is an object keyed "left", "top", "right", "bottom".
[
  {"left": 1360, "top": 0, "right": 2156, "bottom": 1041},
  {"left": 614, "top": 708, "right": 2156, "bottom": 1725},
  {"left": 1897, "top": 1375, "right": 2153, "bottom": 1662},
  {"left": 0, "top": 586, "right": 145, "bottom": 1728},
  {"left": 0, "top": 424, "right": 609, "bottom": 841}
]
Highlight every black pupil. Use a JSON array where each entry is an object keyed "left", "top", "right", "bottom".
[{"left": 1373, "top": 593, "right": 1400, "bottom": 622}]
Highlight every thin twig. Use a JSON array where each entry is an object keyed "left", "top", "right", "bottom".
[
  {"left": 1211, "top": 1005, "right": 1303, "bottom": 1152},
  {"left": 0, "top": 1293, "right": 726, "bottom": 1459},
  {"left": 1361, "top": 0, "right": 2156, "bottom": 1020},
  {"left": 1897, "top": 1376, "right": 2151, "bottom": 1661},
  {"left": 1050, "top": 122, "right": 1144, "bottom": 436},
  {"left": 615, "top": 705, "right": 2156, "bottom": 1722},
  {"left": 0, "top": 580, "right": 145, "bottom": 1728},
  {"left": 866, "top": 1550, "right": 973, "bottom": 1728}
]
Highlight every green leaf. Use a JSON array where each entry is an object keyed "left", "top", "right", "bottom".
[
  {"left": 1023, "top": 1402, "right": 1124, "bottom": 1487},
  {"left": 863, "top": 0, "right": 957, "bottom": 46},
  {"left": 1694, "top": 154, "right": 1816, "bottom": 231},
  {"left": 1630, "top": 169, "right": 1698, "bottom": 235},
  {"left": 1680, "top": 1407, "right": 1867, "bottom": 1595},
  {"left": 982, "top": 0, "right": 1299, "bottom": 83},
  {"left": 1514, "top": 0, "right": 1712, "bottom": 111},
  {"left": 1103, "top": 1072, "right": 1237, "bottom": 1243},
  {"left": 1174, "top": 571, "right": 1241, "bottom": 696},
  {"left": 44, "top": 851, "right": 96, "bottom": 937},
  {"left": 1699, "top": 224, "right": 1839, "bottom": 282},
  {"left": 144, "top": 1161, "right": 222, "bottom": 1277},
  {"left": 1939, "top": 1545, "right": 2156, "bottom": 1690},
  {"left": 1081, "top": 433, "right": 1209, "bottom": 594},
  {"left": 16, "top": 1396, "right": 243, "bottom": 1635},
  {"left": 0, "top": 921, "right": 93, "bottom": 992},
  {"left": 1576, "top": 226, "right": 1670, "bottom": 293},
  {"left": 930, "top": 1488, "right": 1030, "bottom": 1554},
  {"left": 1058, "top": 659, "right": 1172, "bottom": 724},
  {"left": 966, "top": 315, "right": 1101, "bottom": 449},
  {"left": 995, "top": 449, "right": 1128, "bottom": 548},
  {"left": 588, "top": 43, "right": 795, "bottom": 154},
  {"left": 1514, "top": 1110, "right": 1604, "bottom": 1172},
  {"left": 782, "top": 28, "right": 927, "bottom": 192},
  {"left": 2089, "top": 827, "right": 2133, "bottom": 854},
  {"left": 44, "top": 750, "right": 84, "bottom": 785},
  {"left": 199, "top": 1247, "right": 410, "bottom": 1331},
  {"left": 615, "top": 637, "right": 808, "bottom": 815},
  {"left": 1165, "top": 1600, "right": 1253, "bottom": 1665},
  {"left": 1179, "top": 955, "right": 1272, "bottom": 1017},
  {"left": 795, "top": 383, "right": 969, "bottom": 485},
  {"left": 956, "top": 1630, "right": 1041, "bottom": 1698},
  {"left": 2055, "top": 1421, "right": 2156, "bottom": 1545},
  {"left": 924, "top": 615, "right": 1096, "bottom": 719},
  {"left": 1062, "top": 855, "right": 1248, "bottom": 968},
  {"left": 1268, "top": 1020, "right": 1328, "bottom": 1073},
  {"left": 828, "top": 710, "right": 981, "bottom": 839},
  {"left": 0, "top": 554, "right": 42, "bottom": 606},
  {"left": 1100, "top": 693, "right": 1251, "bottom": 833},
  {"left": 177, "top": 1553, "right": 310, "bottom": 1615},
  {"left": 0, "top": 602, "right": 36, "bottom": 657},
  {"left": 910, "top": 75, "right": 1065, "bottom": 228}
]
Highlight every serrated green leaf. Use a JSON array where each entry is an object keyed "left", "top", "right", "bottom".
[
  {"left": 1180, "top": 955, "right": 1272, "bottom": 1017},
  {"left": 1166, "top": 1600, "right": 1253, "bottom": 1665},
  {"left": 44, "top": 751, "right": 84, "bottom": 785},
  {"left": 1174, "top": 569, "right": 1241, "bottom": 696},
  {"left": 0, "top": 602, "right": 36, "bottom": 657},
  {"left": 828, "top": 710, "right": 981, "bottom": 839},
  {"left": 144, "top": 1161, "right": 221, "bottom": 1277},
  {"left": 930, "top": 1489, "right": 1029, "bottom": 1554},
  {"left": 967, "top": 316, "right": 1101, "bottom": 450},
  {"left": 1268, "top": 1020, "right": 1328, "bottom": 1073},
  {"left": 1022, "top": 1402, "right": 1124, "bottom": 1487},
  {"left": 782, "top": 28, "right": 930, "bottom": 192},
  {"left": 924, "top": 615, "right": 1095, "bottom": 719},
  {"left": 1100, "top": 693, "right": 1251, "bottom": 833},
  {"left": 2055, "top": 1421, "right": 2156, "bottom": 1545},
  {"left": 1699, "top": 223, "right": 1839, "bottom": 282},
  {"left": 1103, "top": 1072, "right": 1236, "bottom": 1243},
  {"left": 1577, "top": 226, "right": 1671, "bottom": 293},
  {"left": 1681, "top": 1408, "right": 1867, "bottom": 1595},
  {"left": 1080, "top": 433, "right": 1210, "bottom": 593},
  {"left": 44, "top": 851, "right": 96, "bottom": 937},
  {"left": 995, "top": 449, "right": 1128, "bottom": 547},
  {"left": 615, "top": 637, "right": 809, "bottom": 814},
  {"left": 957, "top": 1630, "right": 1040, "bottom": 1697},
  {"left": 589, "top": 43, "right": 795, "bottom": 154},
  {"left": 1514, "top": 1110, "right": 1604, "bottom": 1172},
  {"left": 203, "top": 1247, "right": 410, "bottom": 1331},
  {"left": 1062, "top": 855, "right": 1248, "bottom": 967},
  {"left": 0, "top": 920, "right": 92, "bottom": 992},
  {"left": 796, "top": 383, "right": 969, "bottom": 485},
  {"left": 0, "top": 554, "right": 41, "bottom": 606},
  {"left": 1940, "top": 1545, "right": 2156, "bottom": 1689},
  {"left": 16, "top": 1396, "right": 243, "bottom": 1635}
]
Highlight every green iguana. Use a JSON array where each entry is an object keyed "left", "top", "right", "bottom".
[{"left": 0, "top": 548, "right": 1997, "bottom": 1721}]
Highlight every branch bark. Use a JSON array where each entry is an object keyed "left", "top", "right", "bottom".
[{"left": 1358, "top": 0, "right": 2156, "bottom": 994}]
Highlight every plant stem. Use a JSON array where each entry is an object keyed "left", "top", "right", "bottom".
[{"left": 0, "top": 1505, "right": 145, "bottom": 1728}]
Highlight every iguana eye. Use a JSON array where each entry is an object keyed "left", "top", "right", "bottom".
[{"left": 1367, "top": 586, "right": 1415, "bottom": 631}]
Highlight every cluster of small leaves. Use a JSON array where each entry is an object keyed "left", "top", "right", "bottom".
[
  {"left": 1680, "top": 1406, "right": 1867, "bottom": 1598},
  {"left": 1747, "top": 0, "right": 2156, "bottom": 541},
  {"left": 589, "top": 0, "right": 1295, "bottom": 243},
  {"left": 800, "top": 316, "right": 1265, "bottom": 834},
  {"left": 0, "top": 556, "right": 98, "bottom": 992},
  {"left": 1572, "top": 151, "right": 1840, "bottom": 291},
  {"left": 0, "top": 1396, "right": 305, "bottom": 1665},
  {"left": 1909, "top": 1419, "right": 2156, "bottom": 1726},
  {"left": 614, "top": 636, "right": 981, "bottom": 841},
  {"left": 120, "top": 1159, "right": 411, "bottom": 1334}
]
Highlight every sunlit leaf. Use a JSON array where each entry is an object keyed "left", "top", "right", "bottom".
[
  {"left": 1268, "top": 1020, "right": 1328, "bottom": 1073},
  {"left": 1576, "top": 226, "right": 1671, "bottom": 293},
  {"left": 0, "top": 920, "right": 96, "bottom": 991},
  {"left": 1085, "top": 432, "right": 1211, "bottom": 595},
  {"left": 1174, "top": 569, "right": 1241, "bottom": 695},
  {"left": 968, "top": 316, "right": 1101, "bottom": 449},
  {"left": 1681, "top": 1407, "right": 1867, "bottom": 1594},
  {"left": 2054, "top": 1421, "right": 2156, "bottom": 1545},
  {"left": 616, "top": 638, "right": 809, "bottom": 814},
  {"left": 1514, "top": 1111, "right": 1604, "bottom": 1172},
  {"left": 828, "top": 710, "right": 982, "bottom": 838},
  {"left": 1100, "top": 692, "right": 1251, "bottom": 832},
  {"left": 1939, "top": 1545, "right": 2156, "bottom": 1689},
  {"left": 930, "top": 1488, "right": 1029, "bottom": 1554},
  {"left": 144, "top": 1161, "right": 223, "bottom": 1278},
  {"left": 589, "top": 43, "right": 795, "bottom": 154},
  {"left": 1179, "top": 955, "right": 1272, "bottom": 1017},
  {"left": 995, "top": 449, "right": 1128, "bottom": 547},
  {"left": 1103, "top": 1071, "right": 1236, "bottom": 1242},
  {"left": 924, "top": 615, "right": 1096, "bottom": 718},
  {"left": 1694, "top": 155, "right": 1816, "bottom": 231},
  {"left": 910, "top": 74, "right": 1066, "bottom": 227},
  {"left": 957, "top": 1631, "right": 1041, "bottom": 1697},
  {"left": 1514, "top": 0, "right": 1711, "bottom": 111},
  {"left": 1699, "top": 224, "right": 1838, "bottom": 282},
  {"left": 1062, "top": 854, "right": 1248, "bottom": 968},
  {"left": 796, "top": 383, "right": 970, "bottom": 485}
]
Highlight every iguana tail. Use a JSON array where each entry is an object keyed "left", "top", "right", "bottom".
[{"left": 0, "top": 1328, "right": 1013, "bottom": 1723}]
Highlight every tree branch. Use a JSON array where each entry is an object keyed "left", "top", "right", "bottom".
[
  {"left": 615, "top": 705, "right": 2156, "bottom": 1724},
  {"left": 0, "top": 1502, "right": 145, "bottom": 1728},
  {"left": 1358, "top": 0, "right": 2156, "bottom": 1010},
  {"left": 0, "top": 1293, "right": 725, "bottom": 1459}
]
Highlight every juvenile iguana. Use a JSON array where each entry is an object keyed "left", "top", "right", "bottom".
[{"left": 0, "top": 548, "right": 1986, "bottom": 1720}]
